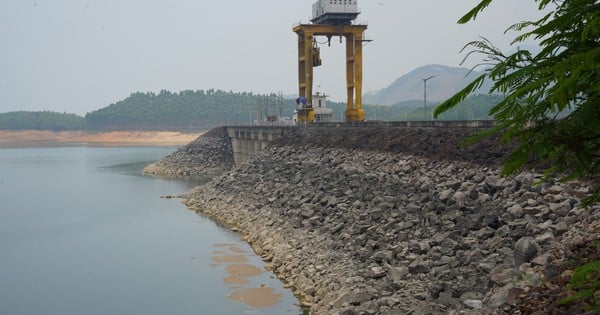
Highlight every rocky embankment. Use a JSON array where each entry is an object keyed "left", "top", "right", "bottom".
[
  {"left": 143, "top": 127, "right": 234, "bottom": 178},
  {"left": 182, "top": 126, "right": 599, "bottom": 314}
]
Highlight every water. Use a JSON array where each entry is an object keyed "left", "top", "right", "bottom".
[{"left": 0, "top": 146, "right": 303, "bottom": 315}]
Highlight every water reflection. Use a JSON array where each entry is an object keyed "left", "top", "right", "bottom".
[{"left": 0, "top": 147, "right": 304, "bottom": 315}]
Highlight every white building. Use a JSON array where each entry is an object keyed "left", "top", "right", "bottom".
[
  {"left": 312, "top": 93, "right": 333, "bottom": 122},
  {"left": 293, "top": 92, "right": 334, "bottom": 123}
]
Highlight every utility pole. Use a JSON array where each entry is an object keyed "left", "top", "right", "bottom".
[{"left": 423, "top": 75, "right": 435, "bottom": 121}]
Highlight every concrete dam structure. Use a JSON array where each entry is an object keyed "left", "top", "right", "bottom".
[
  {"left": 226, "top": 121, "right": 496, "bottom": 165},
  {"left": 226, "top": 125, "right": 292, "bottom": 164}
]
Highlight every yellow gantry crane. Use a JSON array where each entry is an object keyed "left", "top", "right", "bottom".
[{"left": 294, "top": 0, "right": 368, "bottom": 123}]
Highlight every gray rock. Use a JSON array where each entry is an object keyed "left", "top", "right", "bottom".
[
  {"left": 531, "top": 253, "right": 553, "bottom": 267},
  {"left": 177, "top": 127, "right": 592, "bottom": 315},
  {"left": 370, "top": 208, "right": 384, "bottom": 221},
  {"left": 381, "top": 308, "right": 404, "bottom": 315},
  {"left": 463, "top": 299, "right": 483, "bottom": 310},
  {"left": 408, "top": 260, "right": 430, "bottom": 274},
  {"left": 485, "top": 284, "right": 522, "bottom": 309},
  {"left": 490, "top": 268, "right": 522, "bottom": 286},
  {"left": 453, "top": 191, "right": 467, "bottom": 207},
  {"left": 372, "top": 251, "right": 394, "bottom": 263},
  {"left": 514, "top": 237, "right": 539, "bottom": 266},
  {"left": 535, "top": 231, "right": 555, "bottom": 245},
  {"left": 507, "top": 204, "right": 524, "bottom": 219},
  {"left": 370, "top": 266, "right": 387, "bottom": 279},
  {"left": 552, "top": 221, "right": 569, "bottom": 235}
]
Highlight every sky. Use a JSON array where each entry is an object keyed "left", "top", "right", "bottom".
[{"left": 0, "top": 0, "right": 546, "bottom": 115}]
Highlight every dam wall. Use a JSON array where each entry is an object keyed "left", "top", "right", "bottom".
[
  {"left": 226, "top": 120, "right": 498, "bottom": 165},
  {"left": 144, "top": 121, "right": 501, "bottom": 178},
  {"left": 226, "top": 125, "right": 292, "bottom": 164},
  {"left": 180, "top": 123, "right": 599, "bottom": 314}
]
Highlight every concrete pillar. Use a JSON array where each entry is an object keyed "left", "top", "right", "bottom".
[
  {"left": 226, "top": 126, "right": 289, "bottom": 165},
  {"left": 231, "top": 138, "right": 243, "bottom": 165}
]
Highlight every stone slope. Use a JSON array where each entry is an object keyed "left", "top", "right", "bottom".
[
  {"left": 183, "top": 127, "right": 599, "bottom": 314},
  {"left": 271, "top": 126, "right": 510, "bottom": 165},
  {"left": 143, "top": 127, "right": 234, "bottom": 178}
]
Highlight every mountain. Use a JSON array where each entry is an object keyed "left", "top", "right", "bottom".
[{"left": 364, "top": 64, "right": 491, "bottom": 106}]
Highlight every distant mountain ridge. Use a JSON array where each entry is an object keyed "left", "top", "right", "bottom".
[{"left": 364, "top": 64, "right": 491, "bottom": 106}]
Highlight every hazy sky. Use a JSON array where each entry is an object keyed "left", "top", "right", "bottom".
[{"left": 0, "top": 0, "right": 545, "bottom": 115}]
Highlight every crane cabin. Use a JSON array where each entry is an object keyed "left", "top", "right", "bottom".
[{"left": 311, "top": 0, "right": 360, "bottom": 25}]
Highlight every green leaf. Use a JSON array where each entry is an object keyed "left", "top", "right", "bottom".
[
  {"left": 445, "top": 0, "right": 600, "bottom": 205},
  {"left": 434, "top": 74, "right": 487, "bottom": 118},
  {"left": 457, "top": 0, "right": 494, "bottom": 24}
]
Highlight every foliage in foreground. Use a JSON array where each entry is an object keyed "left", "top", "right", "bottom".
[
  {"left": 434, "top": 0, "right": 600, "bottom": 205},
  {"left": 435, "top": 1, "right": 600, "bottom": 310}
]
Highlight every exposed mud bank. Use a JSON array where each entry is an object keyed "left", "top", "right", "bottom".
[{"left": 0, "top": 130, "right": 199, "bottom": 147}]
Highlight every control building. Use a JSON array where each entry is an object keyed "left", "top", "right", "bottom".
[{"left": 311, "top": 0, "right": 360, "bottom": 25}]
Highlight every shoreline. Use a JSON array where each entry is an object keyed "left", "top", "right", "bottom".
[
  {"left": 140, "top": 126, "right": 599, "bottom": 314},
  {"left": 142, "top": 127, "right": 234, "bottom": 179},
  {"left": 0, "top": 130, "right": 201, "bottom": 148},
  {"left": 183, "top": 145, "right": 599, "bottom": 314}
]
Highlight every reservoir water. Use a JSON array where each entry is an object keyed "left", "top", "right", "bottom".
[{"left": 0, "top": 146, "right": 303, "bottom": 315}]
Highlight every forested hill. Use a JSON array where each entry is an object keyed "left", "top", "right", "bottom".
[
  {"left": 0, "top": 111, "right": 86, "bottom": 131},
  {"left": 85, "top": 89, "right": 296, "bottom": 131},
  {"left": 1, "top": 90, "right": 502, "bottom": 131},
  {"left": 84, "top": 89, "right": 500, "bottom": 130}
]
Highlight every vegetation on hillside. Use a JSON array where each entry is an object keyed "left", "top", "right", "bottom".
[
  {"left": 0, "top": 111, "right": 86, "bottom": 131},
  {"left": 82, "top": 89, "right": 503, "bottom": 130},
  {"left": 85, "top": 89, "right": 295, "bottom": 131},
  {"left": 1, "top": 90, "right": 503, "bottom": 131}
]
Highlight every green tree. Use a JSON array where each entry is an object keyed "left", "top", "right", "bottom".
[
  {"left": 84, "top": 90, "right": 297, "bottom": 131},
  {"left": 0, "top": 111, "right": 86, "bottom": 130},
  {"left": 434, "top": 0, "right": 600, "bottom": 205}
]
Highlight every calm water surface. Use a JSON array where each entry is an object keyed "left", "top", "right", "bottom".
[{"left": 0, "top": 146, "right": 303, "bottom": 315}]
